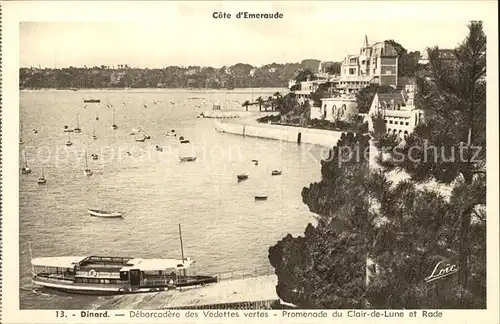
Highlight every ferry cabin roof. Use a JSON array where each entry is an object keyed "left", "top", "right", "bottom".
[{"left": 31, "top": 256, "right": 194, "bottom": 272}]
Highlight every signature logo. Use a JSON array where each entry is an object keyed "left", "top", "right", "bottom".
[{"left": 424, "top": 260, "right": 458, "bottom": 283}]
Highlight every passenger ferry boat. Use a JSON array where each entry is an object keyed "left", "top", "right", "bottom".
[
  {"left": 31, "top": 255, "right": 217, "bottom": 295},
  {"left": 30, "top": 225, "right": 218, "bottom": 295}
]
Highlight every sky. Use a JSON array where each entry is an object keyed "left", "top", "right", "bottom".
[{"left": 18, "top": 2, "right": 476, "bottom": 69}]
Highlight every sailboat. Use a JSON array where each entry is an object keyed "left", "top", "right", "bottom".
[
  {"left": 38, "top": 167, "right": 47, "bottom": 184},
  {"left": 74, "top": 113, "right": 82, "bottom": 133},
  {"left": 112, "top": 105, "right": 118, "bottom": 130},
  {"left": 92, "top": 125, "right": 97, "bottom": 140},
  {"left": 96, "top": 103, "right": 100, "bottom": 120},
  {"left": 20, "top": 121, "right": 24, "bottom": 144},
  {"left": 66, "top": 132, "right": 73, "bottom": 146},
  {"left": 21, "top": 150, "right": 31, "bottom": 174},
  {"left": 83, "top": 149, "right": 93, "bottom": 177}
]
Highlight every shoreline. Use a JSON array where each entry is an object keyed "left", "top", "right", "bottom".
[
  {"left": 214, "top": 118, "right": 343, "bottom": 149},
  {"left": 19, "top": 87, "right": 288, "bottom": 93}
]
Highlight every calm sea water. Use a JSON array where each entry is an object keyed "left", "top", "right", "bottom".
[{"left": 19, "top": 88, "right": 323, "bottom": 309}]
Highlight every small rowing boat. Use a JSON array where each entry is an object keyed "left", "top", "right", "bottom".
[
  {"left": 88, "top": 209, "right": 123, "bottom": 218},
  {"left": 254, "top": 195, "right": 268, "bottom": 201},
  {"left": 271, "top": 170, "right": 282, "bottom": 176},
  {"left": 179, "top": 157, "right": 196, "bottom": 162}
]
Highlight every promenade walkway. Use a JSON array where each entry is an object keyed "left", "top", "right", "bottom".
[{"left": 97, "top": 275, "right": 278, "bottom": 310}]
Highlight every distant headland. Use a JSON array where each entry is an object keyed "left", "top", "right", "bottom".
[{"left": 19, "top": 59, "right": 338, "bottom": 90}]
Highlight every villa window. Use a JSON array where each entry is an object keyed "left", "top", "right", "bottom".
[
  {"left": 332, "top": 105, "right": 336, "bottom": 115},
  {"left": 384, "top": 120, "right": 387, "bottom": 123},
  {"left": 399, "top": 121, "right": 404, "bottom": 125},
  {"left": 349, "top": 68, "right": 356, "bottom": 75},
  {"left": 405, "top": 122, "right": 409, "bottom": 126},
  {"left": 389, "top": 120, "right": 393, "bottom": 124}
]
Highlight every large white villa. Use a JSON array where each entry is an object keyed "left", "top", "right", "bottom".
[{"left": 367, "top": 84, "right": 423, "bottom": 138}]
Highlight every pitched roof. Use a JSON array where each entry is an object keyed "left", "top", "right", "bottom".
[{"left": 376, "top": 93, "right": 406, "bottom": 106}]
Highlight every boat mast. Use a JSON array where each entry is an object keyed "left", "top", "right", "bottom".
[
  {"left": 24, "top": 150, "right": 28, "bottom": 168},
  {"left": 84, "top": 149, "right": 88, "bottom": 169},
  {"left": 178, "top": 223, "right": 185, "bottom": 263},
  {"left": 28, "top": 241, "right": 34, "bottom": 272},
  {"left": 76, "top": 113, "right": 80, "bottom": 128}
]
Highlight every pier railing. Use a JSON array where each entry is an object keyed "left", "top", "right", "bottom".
[{"left": 214, "top": 265, "right": 275, "bottom": 282}]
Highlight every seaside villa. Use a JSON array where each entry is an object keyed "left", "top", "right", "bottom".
[
  {"left": 310, "top": 95, "right": 359, "bottom": 122},
  {"left": 338, "top": 36, "right": 399, "bottom": 94},
  {"left": 367, "top": 84, "right": 424, "bottom": 139}
]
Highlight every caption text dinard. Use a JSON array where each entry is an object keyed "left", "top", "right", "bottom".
[{"left": 68, "top": 310, "right": 444, "bottom": 319}]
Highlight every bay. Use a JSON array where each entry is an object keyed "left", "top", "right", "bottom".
[{"left": 19, "top": 88, "right": 323, "bottom": 309}]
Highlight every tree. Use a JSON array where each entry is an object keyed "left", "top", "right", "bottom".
[
  {"left": 242, "top": 100, "right": 251, "bottom": 112},
  {"left": 270, "top": 132, "right": 373, "bottom": 308},
  {"left": 256, "top": 97, "right": 264, "bottom": 111},
  {"left": 309, "top": 82, "right": 339, "bottom": 107},
  {"left": 378, "top": 21, "right": 486, "bottom": 297},
  {"left": 268, "top": 96, "right": 274, "bottom": 111},
  {"left": 385, "top": 40, "right": 422, "bottom": 77},
  {"left": 269, "top": 22, "right": 487, "bottom": 309},
  {"left": 294, "top": 69, "right": 316, "bottom": 83},
  {"left": 322, "top": 62, "right": 342, "bottom": 75}
]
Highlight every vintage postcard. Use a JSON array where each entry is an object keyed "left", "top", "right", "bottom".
[{"left": 1, "top": 1, "right": 499, "bottom": 323}]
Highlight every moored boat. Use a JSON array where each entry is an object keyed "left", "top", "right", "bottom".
[
  {"left": 88, "top": 209, "right": 123, "bottom": 218},
  {"left": 135, "top": 135, "right": 146, "bottom": 142},
  {"left": 66, "top": 132, "right": 73, "bottom": 146},
  {"left": 74, "top": 113, "right": 82, "bottom": 133},
  {"left": 30, "top": 224, "right": 218, "bottom": 295},
  {"left": 21, "top": 150, "right": 31, "bottom": 174},
  {"left": 237, "top": 174, "right": 249, "bottom": 181},
  {"left": 271, "top": 170, "right": 282, "bottom": 176},
  {"left": 84, "top": 99, "right": 100, "bottom": 103},
  {"left": 254, "top": 195, "right": 268, "bottom": 200},
  {"left": 112, "top": 105, "right": 118, "bottom": 130},
  {"left": 179, "top": 157, "right": 196, "bottom": 162},
  {"left": 38, "top": 167, "right": 47, "bottom": 184},
  {"left": 83, "top": 149, "right": 93, "bottom": 176}
]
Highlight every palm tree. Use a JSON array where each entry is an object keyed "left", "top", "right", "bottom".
[
  {"left": 268, "top": 96, "right": 274, "bottom": 111},
  {"left": 242, "top": 100, "right": 251, "bottom": 112},
  {"left": 256, "top": 97, "right": 264, "bottom": 111}
]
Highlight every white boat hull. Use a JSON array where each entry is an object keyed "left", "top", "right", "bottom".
[{"left": 88, "top": 209, "right": 123, "bottom": 218}]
